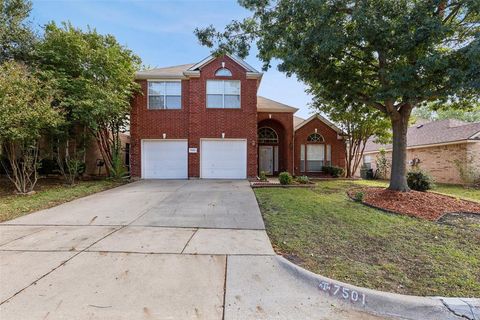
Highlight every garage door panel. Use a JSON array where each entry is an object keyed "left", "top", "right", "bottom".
[
  {"left": 142, "top": 140, "right": 188, "bottom": 179},
  {"left": 201, "top": 140, "right": 247, "bottom": 179}
]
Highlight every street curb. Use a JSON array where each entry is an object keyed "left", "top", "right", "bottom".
[{"left": 276, "top": 256, "right": 478, "bottom": 320}]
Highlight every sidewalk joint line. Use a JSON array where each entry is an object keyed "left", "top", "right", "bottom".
[{"left": 180, "top": 228, "right": 198, "bottom": 254}]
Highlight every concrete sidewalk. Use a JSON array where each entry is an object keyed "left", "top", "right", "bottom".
[{"left": 0, "top": 180, "right": 470, "bottom": 319}]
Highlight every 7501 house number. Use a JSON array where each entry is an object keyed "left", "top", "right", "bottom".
[{"left": 318, "top": 281, "right": 366, "bottom": 306}]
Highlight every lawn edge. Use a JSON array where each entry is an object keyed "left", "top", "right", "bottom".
[
  {"left": 0, "top": 180, "right": 130, "bottom": 223},
  {"left": 276, "top": 255, "right": 474, "bottom": 320}
]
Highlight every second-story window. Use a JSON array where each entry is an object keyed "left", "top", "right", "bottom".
[
  {"left": 206, "top": 80, "right": 240, "bottom": 109},
  {"left": 148, "top": 81, "right": 181, "bottom": 109}
]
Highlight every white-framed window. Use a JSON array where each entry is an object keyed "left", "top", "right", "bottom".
[
  {"left": 300, "top": 144, "right": 305, "bottom": 172},
  {"left": 326, "top": 144, "right": 331, "bottom": 166},
  {"left": 215, "top": 68, "right": 232, "bottom": 76},
  {"left": 307, "top": 144, "right": 325, "bottom": 172},
  {"left": 258, "top": 127, "right": 279, "bottom": 144},
  {"left": 148, "top": 81, "right": 181, "bottom": 109},
  {"left": 206, "top": 80, "right": 240, "bottom": 109},
  {"left": 363, "top": 155, "right": 372, "bottom": 169}
]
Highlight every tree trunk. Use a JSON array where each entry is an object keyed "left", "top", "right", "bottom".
[{"left": 388, "top": 107, "right": 411, "bottom": 191}]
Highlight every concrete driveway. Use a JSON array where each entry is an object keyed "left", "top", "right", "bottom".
[{"left": 0, "top": 180, "right": 386, "bottom": 320}]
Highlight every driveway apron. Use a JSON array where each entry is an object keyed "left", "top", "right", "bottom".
[{"left": 1, "top": 180, "right": 388, "bottom": 319}]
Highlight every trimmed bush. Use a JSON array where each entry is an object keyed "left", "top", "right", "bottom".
[
  {"left": 279, "top": 171, "right": 293, "bottom": 185},
  {"left": 259, "top": 171, "right": 267, "bottom": 182},
  {"left": 354, "top": 191, "right": 364, "bottom": 202},
  {"left": 407, "top": 170, "right": 434, "bottom": 191},
  {"left": 322, "top": 165, "right": 345, "bottom": 178},
  {"left": 296, "top": 175, "right": 310, "bottom": 184}
]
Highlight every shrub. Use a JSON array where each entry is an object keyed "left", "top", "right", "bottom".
[
  {"left": 279, "top": 171, "right": 293, "bottom": 185},
  {"left": 322, "top": 165, "right": 345, "bottom": 178},
  {"left": 296, "top": 175, "right": 310, "bottom": 184},
  {"left": 453, "top": 156, "right": 480, "bottom": 188},
  {"left": 354, "top": 191, "right": 364, "bottom": 202},
  {"left": 375, "top": 148, "right": 390, "bottom": 179},
  {"left": 259, "top": 171, "right": 268, "bottom": 182},
  {"left": 407, "top": 170, "right": 434, "bottom": 191}
]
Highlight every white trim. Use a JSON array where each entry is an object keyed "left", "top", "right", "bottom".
[
  {"left": 469, "top": 131, "right": 480, "bottom": 139},
  {"left": 362, "top": 139, "right": 479, "bottom": 155},
  {"left": 199, "top": 138, "right": 248, "bottom": 179},
  {"left": 137, "top": 74, "right": 187, "bottom": 80},
  {"left": 188, "top": 54, "right": 262, "bottom": 78},
  {"left": 206, "top": 80, "right": 241, "bottom": 109},
  {"left": 147, "top": 80, "right": 182, "bottom": 110},
  {"left": 258, "top": 126, "right": 279, "bottom": 144},
  {"left": 294, "top": 114, "right": 343, "bottom": 135},
  {"left": 141, "top": 139, "right": 188, "bottom": 179}
]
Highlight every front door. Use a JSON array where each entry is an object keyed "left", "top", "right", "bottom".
[{"left": 259, "top": 146, "right": 273, "bottom": 175}]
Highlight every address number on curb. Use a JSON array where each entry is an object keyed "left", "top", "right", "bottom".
[{"left": 318, "top": 281, "right": 366, "bottom": 306}]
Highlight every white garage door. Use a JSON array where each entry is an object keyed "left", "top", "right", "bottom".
[
  {"left": 142, "top": 140, "right": 188, "bottom": 179},
  {"left": 201, "top": 139, "right": 247, "bottom": 179}
]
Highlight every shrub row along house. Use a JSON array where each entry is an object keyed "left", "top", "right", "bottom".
[
  {"left": 361, "top": 119, "right": 480, "bottom": 184},
  {"left": 130, "top": 54, "right": 345, "bottom": 179}
]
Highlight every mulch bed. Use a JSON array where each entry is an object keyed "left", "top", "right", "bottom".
[{"left": 348, "top": 187, "right": 480, "bottom": 221}]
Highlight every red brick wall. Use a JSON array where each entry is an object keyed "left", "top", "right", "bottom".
[
  {"left": 257, "top": 112, "right": 294, "bottom": 174},
  {"left": 294, "top": 117, "right": 346, "bottom": 176},
  {"left": 130, "top": 55, "right": 258, "bottom": 178}
]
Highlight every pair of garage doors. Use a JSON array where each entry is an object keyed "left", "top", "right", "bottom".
[{"left": 142, "top": 139, "right": 247, "bottom": 179}]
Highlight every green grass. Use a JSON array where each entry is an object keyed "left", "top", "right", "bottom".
[
  {"left": 255, "top": 180, "right": 480, "bottom": 297},
  {"left": 354, "top": 179, "right": 480, "bottom": 202},
  {"left": 0, "top": 179, "right": 126, "bottom": 222}
]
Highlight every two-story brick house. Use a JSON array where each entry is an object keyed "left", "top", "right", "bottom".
[{"left": 130, "top": 54, "right": 345, "bottom": 179}]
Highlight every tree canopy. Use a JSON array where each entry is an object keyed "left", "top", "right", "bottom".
[
  {"left": 0, "top": 60, "right": 63, "bottom": 193},
  {"left": 0, "top": 0, "right": 36, "bottom": 63},
  {"left": 35, "top": 22, "right": 141, "bottom": 174},
  {"left": 196, "top": 0, "right": 480, "bottom": 191}
]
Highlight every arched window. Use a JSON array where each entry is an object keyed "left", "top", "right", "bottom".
[
  {"left": 307, "top": 133, "right": 324, "bottom": 142},
  {"left": 215, "top": 68, "right": 232, "bottom": 76},
  {"left": 258, "top": 127, "right": 279, "bottom": 144}
]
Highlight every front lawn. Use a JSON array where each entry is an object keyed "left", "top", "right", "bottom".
[
  {"left": 0, "top": 178, "right": 126, "bottom": 222},
  {"left": 255, "top": 180, "right": 480, "bottom": 297}
]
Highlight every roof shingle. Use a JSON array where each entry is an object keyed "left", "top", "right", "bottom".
[{"left": 364, "top": 119, "right": 480, "bottom": 152}]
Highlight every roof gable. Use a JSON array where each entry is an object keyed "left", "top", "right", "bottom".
[
  {"left": 294, "top": 114, "right": 343, "bottom": 134},
  {"left": 364, "top": 119, "right": 480, "bottom": 152},
  {"left": 188, "top": 53, "right": 260, "bottom": 73}
]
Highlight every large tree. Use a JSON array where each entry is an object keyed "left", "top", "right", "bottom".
[
  {"left": 0, "top": 0, "right": 36, "bottom": 63},
  {"left": 413, "top": 102, "right": 480, "bottom": 123},
  {"left": 195, "top": 0, "right": 480, "bottom": 191},
  {"left": 0, "top": 61, "right": 62, "bottom": 193},
  {"left": 312, "top": 98, "right": 390, "bottom": 178},
  {"left": 36, "top": 22, "right": 141, "bottom": 175}
]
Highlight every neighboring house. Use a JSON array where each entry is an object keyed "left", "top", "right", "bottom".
[
  {"left": 38, "top": 131, "right": 130, "bottom": 177},
  {"left": 360, "top": 119, "right": 480, "bottom": 184},
  {"left": 129, "top": 54, "right": 345, "bottom": 179}
]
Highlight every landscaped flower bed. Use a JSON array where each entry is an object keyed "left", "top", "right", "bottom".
[{"left": 348, "top": 187, "right": 480, "bottom": 221}]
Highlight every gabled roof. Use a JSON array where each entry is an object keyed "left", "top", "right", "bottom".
[
  {"left": 294, "top": 116, "right": 305, "bottom": 128},
  {"left": 136, "top": 63, "right": 194, "bottom": 79},
  {"left": 188, "top": 53, "right": 260, "bottom": 73},
  {"left": 136, "top": 54, "right": 262, "bottom": 80},
  {"left": 364, "top": 119, "right": 480, "bottom": 152},
  {"left": 257, "top": 96, "right": 298, "bottom": 113},
  {"left": 294, "top": 114, "right": 343, "bottom": 134}
]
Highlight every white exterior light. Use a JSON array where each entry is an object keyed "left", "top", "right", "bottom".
[
  {"left": 162, "top": 133, "right": 166, "bottom": 139},
  {"left": 222, "top": 132, "right": 225, "bottom": 139},
  {"left": 315, "top": 128, "right": 318, "bottom": 133},
  {"left": 269, "top": 114, "right": 272, "bottom": 119}
]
